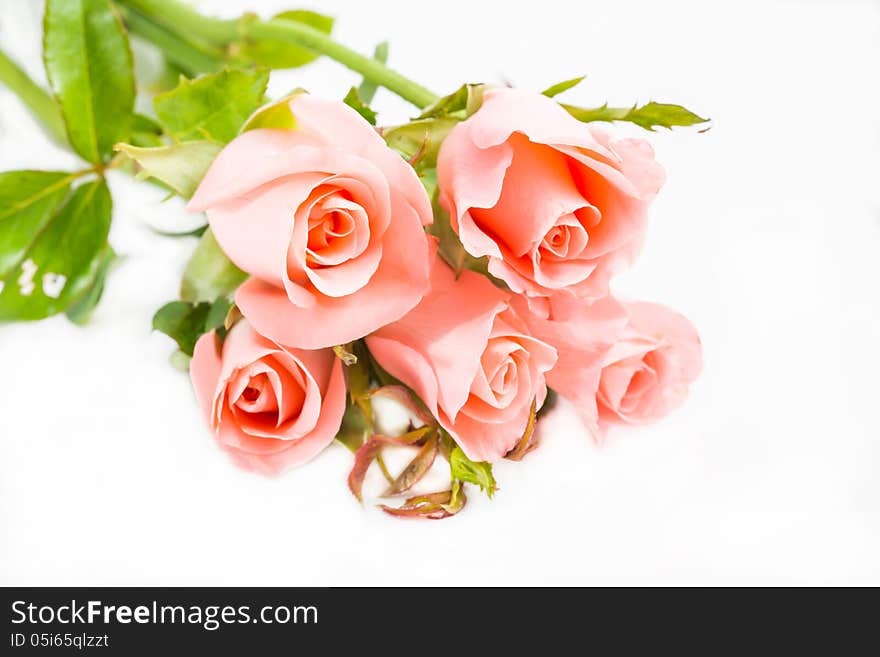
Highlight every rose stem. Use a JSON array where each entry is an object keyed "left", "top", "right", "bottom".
[
  {"left": 116, "top": 5, "right": 228, "bottom": 76},
  {"left": 115, "top": 0, "right": 441, "bottom": 109},
  {"left": 0, "top": 47, "right": 67, "bottom": 146}
]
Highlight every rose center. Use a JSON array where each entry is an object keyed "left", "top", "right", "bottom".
[
  {"left": 224, "top": 355, "right": 312, "bottom": 437},
  {"left": 233, "top": 372, "right": 278, "bottom": 415},
  {"left": 477, "top": 338, "right": 527, "bottom": 410},
  {"left": 489, "top": 358, "right": 517, "bottom": 396},
  {"left": 304, "top": 190, "right": 369, "bottom": 268},
  {"left": 541, "top": 225, "right": 571, "bottom": 256},
  {"left": 538, "top": 209, "right": 595, "bottom": 262},
  {"left": 619, "top": 355, "right": 660, "bottom": 413},
  {"left": 309, "top": 210, "right": 354, "bottom": 250}
]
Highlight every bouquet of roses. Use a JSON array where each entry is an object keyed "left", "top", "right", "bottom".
[{"left": 0, "top": 0, "right": 704, "bottom": 519}]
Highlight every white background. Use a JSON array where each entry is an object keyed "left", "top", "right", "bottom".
[{"left": 1, "top": 0, "right": 879, "bottom": 586}]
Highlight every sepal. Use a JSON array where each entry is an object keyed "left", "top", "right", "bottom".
[
  {"left": 417, "top": 83, "right": 486, "bottom": 120},
  {"left": 449, "top": 444, "right": 497, "bottom": 498},
  {"left": 562, "top": 101, "right": 709, "bottom": 131},
  {"left": 114, "top": 141, "right": 222, "bottom": 199},
  {"left": 153, "top": 67, "right": 270, "bottom": 143},
  {"left": 342, "top": 87, "right": 377, "bottom": 125},
  {"left": 541, "top": 75, "right": 586, "bottom": 98}
]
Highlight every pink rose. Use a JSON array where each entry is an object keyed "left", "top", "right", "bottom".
[
  {"left": 437, "top": 88, "right": 665, "bottom": 301},
  {"left": 188, "top": 94, "right": 433, "bottom": 349},
  {"left": 366, "top": 254, "right": 557, "bottom": 462},
  {"left": 597, "top": 301, "right": 702, "bottom": 429},
  {"left": 512, "top": 294, "right": 629, "bottom": 436},
  {"left": 190, "top": 321, "right": 346, "bottom": 474}
]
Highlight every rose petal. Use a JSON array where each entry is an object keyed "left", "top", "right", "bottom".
[
  {"left": 366, "top": 256, "right": 508, "bottom": 419},
  {"left": 208, "top": 175, "right": 325, "bottom": 292},
  {"left": 190, "top": 323, "right": 346, "bottom": 475},
  {"left": 288, "top": 94, "right": 433, "bottom": 227},
  {"left": 187, "top": 128, "right": 326, "bottom": 212},
  {"left": 513, "top": 294, "right": 628, "bottom": 438},
  {"left": 191, "top": 331, "right": 224, "bottom": 426},
  {"left": 469, "top": 134, "right": 589, "bottom": 258},
  {"left": 597, "top": 301, "right": 702, "bottom": 429},
  {"left": 228, "top": 356, "right": 346, "bottom": 474},
  {"left": 235, "top": 197, "right": 430, "bottom": 349}
]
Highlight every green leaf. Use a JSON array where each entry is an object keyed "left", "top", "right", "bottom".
[
  {"left": 240, "top": 10, "right": 334, "bottom": 68},
  {"left": 239, "top": 92, "right": 302, "bottom": 132},
  {"left": 152, "top": 300, "right": 211, "bottom": 356},
  {"left": 449, "top": 445, "right": 497, "bottom": 498},
  {"left": 129, "top": 113, "right": 164, "bottom": 148},
  {"left": 204, "top": 296, "right": 232, "bottom": 334},
  {"left": 357, "top": 41, "right": 388, "bottom": 105},
  {"left": 541, "top": 75, "right": 585, "bottom": 98},
  {"left": 381, "top": 117, "right": 458, "bottom": 171},
  {"left": 0, "top": 180, "right": 112, "bottom": 321},
  {"left": 419, "top": 167, "right": 438, "bottom": 200},
  {"left": 0, "top": 46, "right": 68, "bottom": 145},
  {"left": 180, "top": 228, "right": 247, "bottom": 303},
  {"left": 343, "top": 86, "right": 377, "bottom": 125},
  {"left": 169, "top": 349, "right": 192, "bottom": 372},
  {"left": 154, "top": 68, "right": 270, "bottom": 143},
  {"left": 347, "top": 341, "right": 372, "bottom": 403},
  {"left": 65, "top": 244, "right": 117, "bottom": 325},
  {"left": 114, "top": 141, "right": 222, "bottom": 199},
  {"left": 562, "top": 101, "right": 709, "bottom": 131},
  {"left": 147, "top": 224, "right": 208, "bottom": 239},
  {"left": 0, "top": 170, "right": 72, "bottom": 278},
  {"left": 43, "top": 0, "right": 135, "bottom": 163},
  {"left": 118, "top": 4, "right": 225, "bottom": 78},
  {"left": 418, "top": 83, "right": 485, "bottom": 120},
  {"left": 152, "top": 296, "right": 230, "bottom": 356},
  {"left": 335, "top": 402, "right": 369, "bottom": 453}
]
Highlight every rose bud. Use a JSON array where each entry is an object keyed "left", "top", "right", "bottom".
[
  {"left": 512, "top": 293, "right": 629, "bottom": 437},
  {"left": 366, "top": 254, "right": 557, "bottom": 462},
  {"left": 190, "top": 320, "right": 346, "bottom": 474},
  {"left": 437, "top": 87, "right": 665, "bottom": 301},
  {"left": 596, "top": 301, "right": 702, "bottom": 429},
  {"left": 188, "top": 94, "right": 433, "bottom": 349}
]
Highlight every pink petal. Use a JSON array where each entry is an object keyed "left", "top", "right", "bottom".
[
  {"left": 224, "top": 357, "right": 345, "bottom": 474},
  {"left": 191, "top": 332, "right": 223, "bottom": 426},
  {"left": 187, "top": 128, "right": 326, "bottom": 213},
  {"left": 235, "top": 196, "right": 431, "bottom": 349},
  {"left": 448, "top": 396, "right": 537, "bottom": 462},
  {"left": 514, "top": 294, "right": 628, "bottom": 438},
  {"left": 466, "top": 87, "right": 616, "bottom": 157},
  {"left": 469, "top": 134, "right": 591, "bottom": 258},
  {"left": 289, "top": 94, "right": 433, "bottom": 227},
  {"left": 367, "top": 255, "right": 508, "bottom": 419}
]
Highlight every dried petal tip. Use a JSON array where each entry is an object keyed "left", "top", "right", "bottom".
[
  {"left": 346, "top": 427, "right": 435, "bottom": 503},
  {"left": 379, "top": 487, "right": 467, "bottom": 520},
  {"left": 332, "top": 344, "right": 358, "bottom": 366}
]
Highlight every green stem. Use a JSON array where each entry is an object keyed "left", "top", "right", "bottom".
[
  {"left": 118, "top": 6, "right": 227, "bottom": 76},
  {"left": 358, "top": 42, "right": 389, "bottom": 105},
  {"left": 115, "top": 0, "right": 440, "bottom": 108},
  {"left": 0, "top": 47, "right": 67, "bottom": 145},
  {"left": 248, "top": 21, "right": 438, "bottom": 108}
]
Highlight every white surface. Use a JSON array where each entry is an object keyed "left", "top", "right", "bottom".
[{"left": 2, "top": 0, "right": 879, "bottom": 586}]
